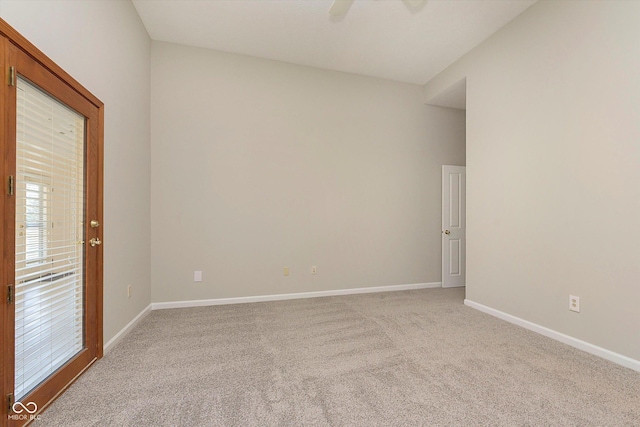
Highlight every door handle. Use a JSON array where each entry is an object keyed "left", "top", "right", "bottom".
[
  {"left": 443, "top": 230, "right": 451, "bottom": 235},
  {"left": 89, "top": 237, "right": 102, "bottom": 247}
]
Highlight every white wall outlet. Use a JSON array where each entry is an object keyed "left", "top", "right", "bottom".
[
  {"left": 194, "top": 270, "right": 202, "bottom": 282},
  {"left": 127, "top": 284, "right": 132, "bottom": 298},
  {"left": 569, "top": 295, "right": 580, "bottom": 313},
  {"left": 311, "top": 266, "right": 317, "bottom": 275},
  {"left": 284, "top": 267, "right": 289, "bottom": 277}
]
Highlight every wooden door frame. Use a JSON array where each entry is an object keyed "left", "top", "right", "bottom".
[{"left": 0, "top": 18, "right": 103, "bottom": 425}]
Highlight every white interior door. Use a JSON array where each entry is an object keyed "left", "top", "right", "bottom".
[{"left": 442, "top": 165, "right": 465, "bottom": 288}]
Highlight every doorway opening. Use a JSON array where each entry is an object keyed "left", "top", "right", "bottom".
[{"left": 425, "top": 77, "right": 467, "bottom": 293}]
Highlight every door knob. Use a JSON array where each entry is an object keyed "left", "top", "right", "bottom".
[
  {"left": 90, "top": 220, "right": 100, "bottom": 228},
  {"left": 89, "top": 237, "right": 102, "bottom": 247},
  {"left": 443, "top": 230, "right": 451, "bottom": 235}
]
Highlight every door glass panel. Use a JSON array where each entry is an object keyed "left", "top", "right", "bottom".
[{"left": 14, "top": 77, "right": 85, "bottom": 400}]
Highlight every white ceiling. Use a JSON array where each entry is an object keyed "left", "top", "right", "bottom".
[{"left": 132, "top": 0, "right": 536, "bottom": 86}]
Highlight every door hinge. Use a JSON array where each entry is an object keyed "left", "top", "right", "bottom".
[
  {"left": 7, "top": 393, "right": 14, "bottom": 414},
  {"left": 7, "top": 284, "right": 14, "bottom": 305},
  {"left": 8, "top": 66, "right": 15, "bottom": 87},
  {"left": 8, "top": 175, "right": 14, "bottom": 196}
]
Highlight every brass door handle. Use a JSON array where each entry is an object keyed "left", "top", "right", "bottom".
[
  {"left": 443, "top": 230, "right": 451, "bottom": 235},
  {"left": 89, "top": 237, "right": 102, "bottom": 247}
]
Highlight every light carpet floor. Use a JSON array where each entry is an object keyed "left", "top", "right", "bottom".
[{"left": 33, "top": 288, "right": 640, "bottom": 426}]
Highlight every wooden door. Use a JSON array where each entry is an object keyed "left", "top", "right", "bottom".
[{"left": 1, "top": 19, "right": 103, "bottom": 426}]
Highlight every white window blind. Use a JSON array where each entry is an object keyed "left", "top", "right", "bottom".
[{"left": 15, "top": 77, "right": 85, "bottom": 400}]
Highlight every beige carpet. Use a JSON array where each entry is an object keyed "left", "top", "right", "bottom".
[{"left": 33, "top": 288, "right": 640, "bottom": 426}]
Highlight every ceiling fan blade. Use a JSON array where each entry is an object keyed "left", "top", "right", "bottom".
[{"left": 329, "top": 0, "right": 355, "bottom": 17}]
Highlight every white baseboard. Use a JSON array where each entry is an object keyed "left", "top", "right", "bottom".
[
  {"left": 464, "top": 299, "right": 640, "bottom": 373},
  {"left": 103, "top": 304, "right": 152, "bottom": 354},
  {"left": 151, "top": 282, "right": 442, "bottom": 310}
]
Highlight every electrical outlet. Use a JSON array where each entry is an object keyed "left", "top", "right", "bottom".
[
  {"left": 569, "top": 295, "right": 580, "bottom": 313},
  {"left": 284, "top": 267, "right": 289, "bottom": 276},
  {"left": 127, "top": 284, "right": 132, "bottom": 298},
  {"left": 311, "top": 266, "right": 317, "bottom": 275}
]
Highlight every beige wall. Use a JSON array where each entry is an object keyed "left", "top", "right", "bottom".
[
  {"left": 151, "top": 41, "right": 465, "bottom": 303},
  {"left": 0, "top": 1, "right": 152, "bottom": 344},
  {"left": 425, "top": 1, "right": 640, "bottom": 361}
]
